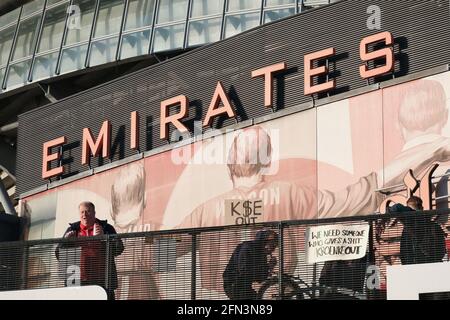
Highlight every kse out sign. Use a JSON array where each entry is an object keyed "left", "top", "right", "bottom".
[{"left": 225, "top": 199, "right": 264, "bottom": 225}]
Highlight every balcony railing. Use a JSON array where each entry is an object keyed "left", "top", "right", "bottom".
[{"left": 0, "top": 208, "right": 449, "bottom": 300}]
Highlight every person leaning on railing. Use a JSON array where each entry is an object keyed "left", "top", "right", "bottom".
[
  {"left": 55, "top": 201, "right": 124, "bottom": 300},
  {"left": 390, "top": 197, "right": 446, "bottom": 265},
  {"left": 223, "top": 229, "right": 278, "bottom": 300}
]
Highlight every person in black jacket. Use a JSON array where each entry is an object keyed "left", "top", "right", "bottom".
[
  {"left": 223, "top": 229, "right": 278, "bottom": 300},
  {"left": 390, "top": 197, "right": 446, "bottom": 265},
  {"left": 55, "top": 201, "right": 124, "bottom": 300}
]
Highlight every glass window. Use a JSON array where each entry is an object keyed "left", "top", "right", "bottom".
[
  {"left": 157, "top": 0, "right": 189, "bottom": 24},
  {"left": 31, "top": 52, "right": 59, "bottom": 81},
  {"left": 37, "top": 4, "right": 69, "bottom": 53},
  {"left": 227, "top": 0, "right": 260, "bottom": 11},
  {"left": 303, "top": 0, "right": 332, "bottom": 8},
  {"left": 59, "top": 44, "right": 88, "bottom": 74},
  {"left": 0, "top": 26, "right": 16, "bottom": 67},
  {"left": 224, "top": 12, "right": 259, "bottom": 38},
  {"left": 187, "top": 17, "right": 221, "bottom": 47},
  {"left": 6, "top": 60, "right": 31, "bottom": 89},
  {"left": 191, "top": 0, "right": 224, "bottom": 18},
  {"left": 89, "top": 37, "right": 119, "bottom": 66},
  {"left": 124, "top": 0, "right": 156, "bottom": 31},
  {"left": 22, "top": 0, "right": 45, "bottom": 17},
  {"left": 93, "top": 0, "right": 125, "bottom": 38},
  {"left": 153, "top": 23, "right": 184, "bottom": 52},
  {"left": 47, "top": 0, "right": 69, "bottom": 6},
  {"left": 263, "top": 7, "right": 295, "bottom": 23},
  {"left": 0, "top": 7, "right": 20, "bottom": 28},
  {"left": 265, "top": 0, "right": 295, "bottom": 6},
  {"left": 120, "top": 30, "right": 150, "bottom": 59},
  {"left": 0, "top": 67, "right": 5, "bottom": 88},
  {"left": 64, "top": 0, "right": 96, "bottom": 45},
  {"left": 12, "top": 15, "right": 42, "bottom": 61}
]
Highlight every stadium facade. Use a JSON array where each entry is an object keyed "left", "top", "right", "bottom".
[{"left": 1, "top": 0, "right": 450, "bottom": 300}]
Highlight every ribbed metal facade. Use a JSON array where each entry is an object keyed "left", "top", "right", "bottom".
[{"left": 17, "top": 0, "right": 450, "bottom": 195}]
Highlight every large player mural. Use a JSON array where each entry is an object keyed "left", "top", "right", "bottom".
[{"left": 19, "top": 71, "right": 450, "bottom": 298}]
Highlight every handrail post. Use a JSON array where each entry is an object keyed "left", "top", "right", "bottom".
[
  {"left": 191, "top": 232, "right": 197, "bottom": 300},
  {"left": 278, "top": 223, "right": 284, "bottom": 300},
  {"left": 105, "top": 234, "right": 111, "bottom": 299},
  {"left": 20, "top": 243, "right": 30, "bottom": 290},
  {"left": 312, "top": 262, "right": 317, "bottom": 299}
]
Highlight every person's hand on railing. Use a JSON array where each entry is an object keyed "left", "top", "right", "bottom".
[
  {"left": 56, "top": 229, "right": 78, "bottom": 258},
  {"left": 64, "top": 230, "right": 76, "bottom": 238},
  {"left": 252, "top": 281, "right": 263, "bottom": 293}
]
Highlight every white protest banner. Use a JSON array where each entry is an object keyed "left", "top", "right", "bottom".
[{"left": 306, "top": 223, "right": 369, "bottom": 264}]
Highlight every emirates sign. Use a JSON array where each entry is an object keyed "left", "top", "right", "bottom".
[{"left": 42, "top": 31, "right": 394, "bottom": 180}]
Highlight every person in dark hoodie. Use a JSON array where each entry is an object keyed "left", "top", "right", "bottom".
[
  {"left": 223, "top": 229, "right": 278, "bottom": 300},
  {"left": 55, "top": 201, "right": 124, "bottom": 300},
  {"left": 389, "top": 196, "right": 446, "bottom": 265}
]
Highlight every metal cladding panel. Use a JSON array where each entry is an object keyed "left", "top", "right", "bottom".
[{"left": 16, "top": 0, "right": 450, "bottom": 195}]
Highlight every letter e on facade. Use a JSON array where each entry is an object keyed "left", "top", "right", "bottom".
[
  {"left": 42, "top": 136, "right": 67, "bottom": 179},
  {"left": 304, "top": 48, "right": 336, "bottom": 95}
]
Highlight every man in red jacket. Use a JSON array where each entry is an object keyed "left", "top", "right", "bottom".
[{"left": 55, "top": 201, "right": 124, "bottom": 300}]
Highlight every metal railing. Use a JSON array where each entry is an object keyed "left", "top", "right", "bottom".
[{"left": 0, "top": 208, "right": 449, "bottom": 300}]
